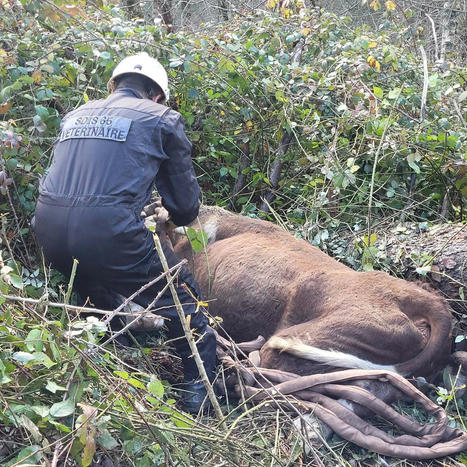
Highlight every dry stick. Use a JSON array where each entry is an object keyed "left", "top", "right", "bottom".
[
  {"left": 152, "top": 234, "right": 226, "bottom": 426},
  {"left": 102, "top": 260, "right": 187, "bottom": 324},
  {"left": 229, "top": 139, "right": 251, "bottom": 207},
  {"left": 260, "top": 131, "right": 294, "bottom": 214},
  {"left": 420, "top": 45, "right": 429, "bottom": 123},
  {"left": 367, "top": 88, "right": 402, "bottom": 241},
  {"left": 0, "top": 294, "right": 166, "bottom": 319},
  {"left": 453, "top": 99, "right": 466, "bottom": 127},
  {"left": 99, "top": 265, "right": 183, "bottom": 347},
  {"left": 64, "top": 258, "right": 79, "bottom": 305},
  {"left": 51, "top": 442, "right": 62, "bottom": 467},
  {"left": 1, "top": 261, "right": 184, "bottom": 321},
  {"left": 439, "top": 1, "right": 451, "bottom": 63},
  {"left": 425, "top": 14, "right": 439, "bottom": 61}
]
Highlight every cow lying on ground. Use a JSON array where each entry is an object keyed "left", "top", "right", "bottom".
[{"left": 167, "top": 206, "right": 466, "bottom": 402}]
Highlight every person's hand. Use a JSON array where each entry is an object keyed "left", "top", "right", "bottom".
[
  {"left": 153, "top": 205, "right": 170, "bottom": 225},
  {"left": 142, "top": 198, "right": 162, "bottom": 218}
]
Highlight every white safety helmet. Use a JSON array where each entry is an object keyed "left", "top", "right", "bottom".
[{"left": 107, "top": 52, "right": 170, "bottom": 101}]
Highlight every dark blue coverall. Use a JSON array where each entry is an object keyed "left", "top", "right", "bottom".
[{"left": 33, "top": 87, "right": 217, "bottom": 384}]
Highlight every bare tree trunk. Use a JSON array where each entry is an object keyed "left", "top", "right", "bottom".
[
  {"left": 371, "top": 223, "right": 466, "bottom": 314},
  {"left": 229, "top": 141, "right": 250, "bottom": 209},
  {"left": 260, "top": 39, "right": 306, "bottom": 214},
  {"left": 439, "top": 1, "right": 452, "bottom": 63},
  {"left": 259, "top": 132, "right": 294, "bottom": 213},
  {"left": 154, "top": 0, "right": 174, "bottom": 31},
  {"left": 119, "top": 0, "right": 143, "bottom": 19},
  {"left": 218, "top": 0, "right": 230, "bottom": 21}
]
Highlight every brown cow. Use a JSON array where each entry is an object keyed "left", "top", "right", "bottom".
[{"left": 170, "top": 206, "right": 466, "bottom": 395}]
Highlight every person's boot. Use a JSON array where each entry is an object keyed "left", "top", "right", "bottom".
[{"left": 180, "top": 380, "right": 211, "bottom": 414}]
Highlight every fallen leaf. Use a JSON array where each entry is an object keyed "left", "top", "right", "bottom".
[{"left": 0, "top": 102, "right": 11, "bottom": 114}]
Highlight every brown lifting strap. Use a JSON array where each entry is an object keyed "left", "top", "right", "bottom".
[{"left": 216, "top": 336, "right": 467, "bottom": 460}]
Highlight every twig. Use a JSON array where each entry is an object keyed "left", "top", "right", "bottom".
[
  {"left": 0, "top": 294, "right": 165, "bottom": 319},
  {"left": 152, "top": 233, "right": 226, "bottom": 426},
  {"left": 51, "top": 442, "right": 62, "bottom": 467},
  {"left": 99, "top": 265, "right": 183, "bottom": 347},
  {"left": 453, "top": 99, "right": 466, "bottom": 127},
  {"left": 65, "top": 258, "right": 79, "bottom": 305},
  {"left": 419, "top": 45, "right": 429, "bottom": 122},
  {"left": 102, "top": 259, "right": 187, "bottom": 324},
  {"left": 425, "top": 14, "right": 439, "bottom": 61}
]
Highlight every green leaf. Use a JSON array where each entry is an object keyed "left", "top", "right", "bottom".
[
  {"left": 373, "top": 86, "right": 383, "bottom": 98},
  {"left": 97, "top": 430, "right": 119, "bottom": 450},
  {"left": 219, "top": 167, "right": 228, "bottom": 177},
  {"left": 415, "top": 265, "right": 431, "bottom": 276},
  {"left": 228, "top": 167, "right": 238, "bottom": 179},
  {"left": 50, "top": 397, "right": 75, "bottom": 418},
  {"left": 46, "top": 380, "right": 67, "bottom": 393},
  {"left": 408, "top": 160, "right": 420, "bottom": 174},
  {"left": 6, "top": 158, "right": 18, "bottom": 170},
  {"left": 447, "top": 135, "right": 458, "bottom": 149},
  {"left": 12, "top": 351, "right": 35, "bottom": 364},
  {"left": 147, "top": 377, "right": 164, "bottom": 398},
  {"left": 26, "top": 328, "right": 44, "bottom": 352},
  {"left": 31, "top": 351, "right": 56, "bottom": 368},
  {"left": 438, "top": 118, "right": 451, "bottom": 130},
  {"left": 31, "top": 405, "right": 50, "bottom": 418},
  {"left": 123, "top": 438, "right": 143, "bottom": 455},
  {"left": 48, "top": 419, "right": 72, "bottom": 432},
  {"left": 114, "top": 370, "right": 129, "bottom": 379},
  {"left": 35, "top": 104, "right": 49, "bottom": 119},
  {"left": 5, "top": 445, "right": 41, "bottom": 467},
  {"left": 128, "top": 378, "right": 146, "bottom": 390},
  {"left": 186, "top": 227, "right": 208, "bottom": 253}
]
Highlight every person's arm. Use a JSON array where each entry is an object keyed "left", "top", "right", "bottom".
[{"left": 155, "top": 110, "right": 200, "bottom": 226}]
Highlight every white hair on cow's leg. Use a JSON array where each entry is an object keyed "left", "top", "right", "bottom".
[
  {"left": 203, "top": 218, "right": 217, "bottom": 243},
  {"left": 267, "top": 336, "right": 398, "bottom": 373}
]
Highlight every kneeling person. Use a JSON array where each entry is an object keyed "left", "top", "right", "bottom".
[{"left": 33, "top": 53, "right": 217, "bottom": 413}]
